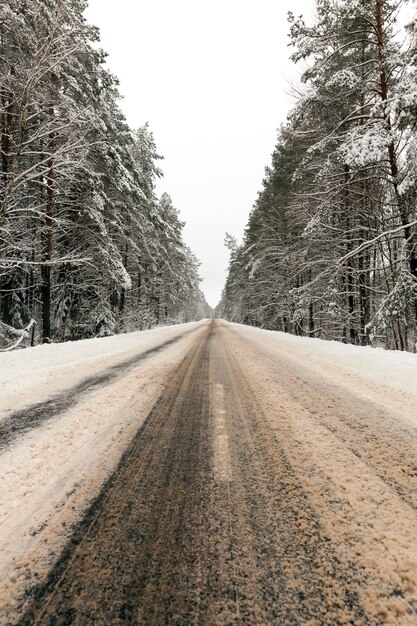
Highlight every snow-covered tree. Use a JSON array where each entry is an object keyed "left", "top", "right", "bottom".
[
  {"left": 0, "top": 1, "right": 206, "bottom": 348},
  {"left": 220, "top": 0, "right": 417, "bottom": 351}
]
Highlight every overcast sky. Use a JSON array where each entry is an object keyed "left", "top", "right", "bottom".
[{"left": 84, "top": 0, "right": 314, "bottom": 307}]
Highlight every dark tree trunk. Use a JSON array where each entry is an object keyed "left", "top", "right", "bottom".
[
  {"left": 41, "top": 154, "right": 54, "bottom": 343},
  {"left": 375, "top": 0, "right": 417, "bottom": 319}
]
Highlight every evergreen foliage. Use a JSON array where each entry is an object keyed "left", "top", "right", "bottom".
[
  {"left": 0, "top": 0, "right": 209, "bottom": 347},
  {"left": 218, "top": 0, "right": 417, "bottom": 351}
]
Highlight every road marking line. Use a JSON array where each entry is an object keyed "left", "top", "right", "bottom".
[{"left": 212, "top": 383, "right": 232, "bottom": 482}]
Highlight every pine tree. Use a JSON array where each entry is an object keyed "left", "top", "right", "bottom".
[
  {"left": 0, "top": 1, "right": 207, "bottom": 348},
  {"left": 220, "top": 0, "right": 417, "bottom": 351}
]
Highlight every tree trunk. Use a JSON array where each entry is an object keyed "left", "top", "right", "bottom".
[
  {"left": 41, "top": 151, "right": 54, "bottom": 343},
  {"left": 375, "top": 0, "right": 417, "bottom": 298}
]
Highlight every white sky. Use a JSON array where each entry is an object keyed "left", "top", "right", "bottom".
[{"left": 84, "top": 0, "right": 314, "bottom": 307}]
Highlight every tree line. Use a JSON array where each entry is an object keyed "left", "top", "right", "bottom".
[
  {"left": 0, "top": 0, "right": 209, "bottom": 348},
  {"left": 218, "top": 0, "right": 417, "bottom": 351}
]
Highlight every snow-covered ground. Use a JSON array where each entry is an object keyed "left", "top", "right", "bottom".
[
  {"left": 0, "top": 321, "right": 205, "bottom": 420},
  {"left": 221, "top": 322, "right": 417, "bottom": 624},
  {"left": 0, "top": 321, "right": 207, "bottom": 619},
  {"left": 223, "top": 321, "right": 417, "bottom": 424},
  {"left": 1, "top": 319, "right": 417, "bottom": 621}
]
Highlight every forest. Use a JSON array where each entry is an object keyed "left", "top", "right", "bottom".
[
  {"left": 0, "top": 0, "right": 209, "bottom": 349},
  {"left": 218, "top": 0, "right": 417, "bottom": 352}
]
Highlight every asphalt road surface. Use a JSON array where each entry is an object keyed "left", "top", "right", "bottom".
[{"left": 14, "top": 321, "right": 417, "bottom": 625}]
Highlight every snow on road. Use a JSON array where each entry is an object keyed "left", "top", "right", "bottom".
[
  {"left": 223, "top": 320, "right": 417, "bottom": 423},
  {"left": 0, "top": 321, "right": 205, "bottom": 420},
  {"left": 222, "top": 321, "right": 417, "bottom": 624},
  {"left": 0, "top": 321, "right": 207, "bottom": 620},
  {"left": 2, "top": 319, "right": 417, "bottom": 623}
]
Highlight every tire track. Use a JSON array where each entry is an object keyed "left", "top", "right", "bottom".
[
  {"left": 16, "top": 324, "right": 212, "bottom": 626},
  {"left": 224, "top": 326, "right": 417, "bottom": 511},
  {"left": 15, "top": 320, "right": 370, "bottom": 625},
  {"left": 0, "top": 328, "right": 196, "bottom": 451},
  {"left": 209, "top": 327, "right": 366, "bottom": 625},
  {"left": 219, "top": 323, "right": 417, "bottom": 624}
]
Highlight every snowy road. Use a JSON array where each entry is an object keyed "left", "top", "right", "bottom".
[
  {"left": 2, "top": 320, "right": 417, "bottom": 624},
  {"left": 1, "top": 328, "right": 201, "bottom": 450}
]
